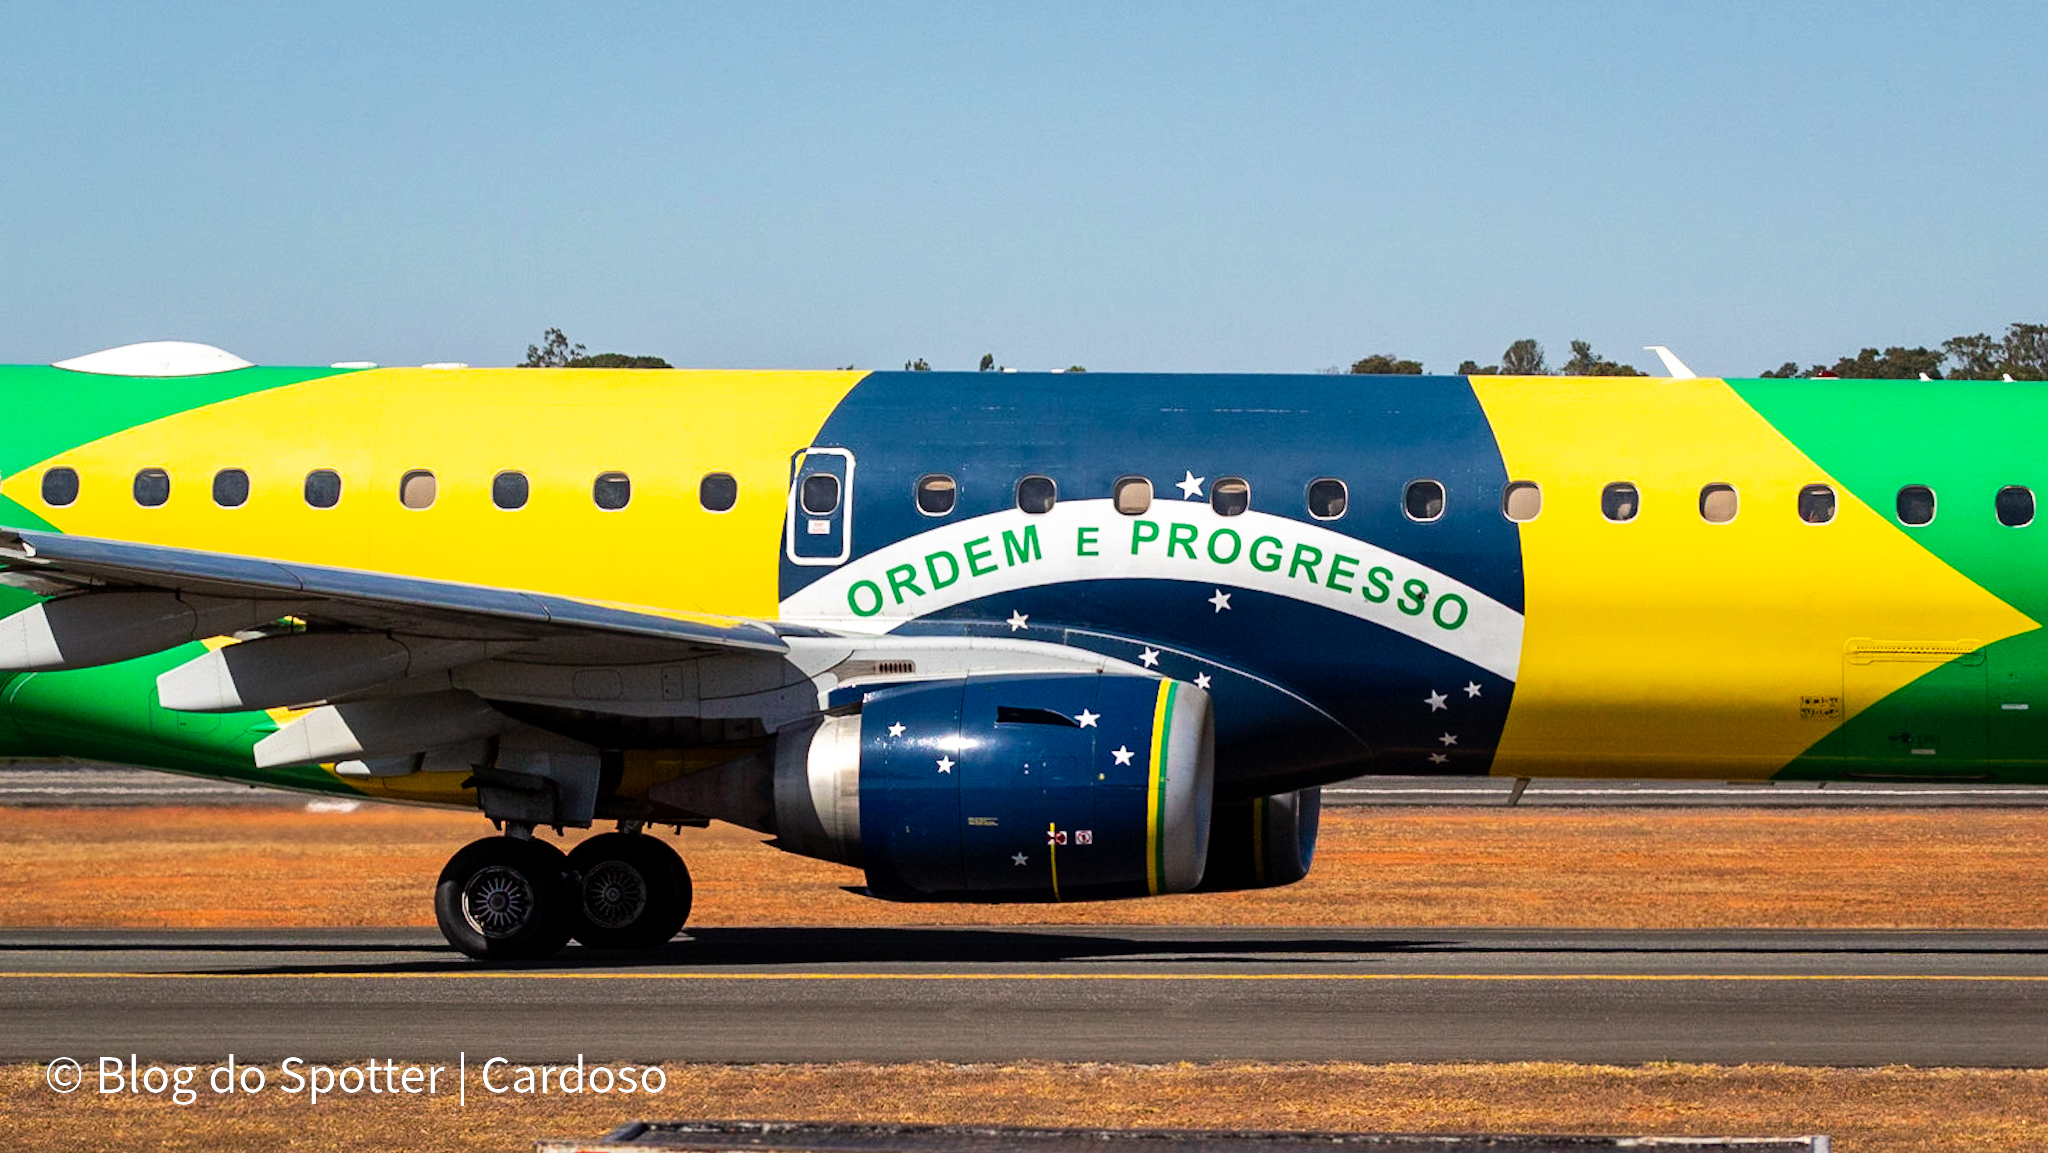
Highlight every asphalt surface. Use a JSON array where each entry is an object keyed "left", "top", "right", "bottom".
[
  {"left": 3, "top": 927, "right": 2043, "bottom": 1067},
  {"left": 9, "top": 760, "right": 2048, "bottom": 807}
]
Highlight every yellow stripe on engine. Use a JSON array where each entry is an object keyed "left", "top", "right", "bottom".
[{"left": 1145, "top": 678, "right": 1175, "bottom": 896}]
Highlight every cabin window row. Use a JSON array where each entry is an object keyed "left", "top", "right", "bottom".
[
  {"left": 36, "top": 466, "right": 744, "bottom": 514},
  {"left": 909, "top": 472, "right": 2040, "bottom": 529}
]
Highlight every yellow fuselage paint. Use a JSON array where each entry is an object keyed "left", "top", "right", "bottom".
[
  {"left": 1, "top": 368, "right": 865, "bottom": 618},
  {"left": 1471, "top": 376, "right": 2037, "bottom": 778}
]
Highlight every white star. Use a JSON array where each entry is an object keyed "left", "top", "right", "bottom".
[
  {"left": 1194, "top": 672, "right": 1212, "bottom": 690},
  {"left": 1464, "top": 681, "right": 1482, "bottom": 698},
  {"left": 1076, "top": 709, "right": 1100, "bottom": 728},
  {"left": 1208, "top": 589, "right": 1232, "bottom": 612},
  {"left": 1138, "top": 647, "right": 1161, "bottom": 668},
  {"left": 1012, "top": 852, "right": 1028, "bottom": 866},
  {"left": 1425, "top": 691, "right": 1448, "bottom": 712},
  {"left": 1429, "top": 753, "right": 1449, "bottom": 764},
  {"left": 887, "top": 722, "right": 906, "bottom": 738},
  {"left": 936, "top": 756, "right": 955, "bottom": 773},
  {"left": 1007, "top": 611, "right": 1029, "bottom": 632},
  {"left": 1111, "top": 745, "right": 1135, "bottom": 766},
  {"left": 1175, "top": 471, "right": 1205, "bottom": 500},
  {"left": 1438, "top": 733, "right": 1458, "bottom": 746}
]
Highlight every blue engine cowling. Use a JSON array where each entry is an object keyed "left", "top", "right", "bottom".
[{"left": 771, "top": 673, "right": 1214, "bottom": 901}]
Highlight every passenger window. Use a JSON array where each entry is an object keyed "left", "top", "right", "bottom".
[
  {"left": 40, "top": 467, "right": 78, "bottom": 508},
  {"left": 1798, "top": 484, "right": 1836, "bottom": 524},
  {"left": 399, "top": 470, "right": 437, "bottom": 510},
  {"left": 799, "top": 473, "right": 839, "bottom": 516},
  {"left": 700, "top": 472, "right": 739, "bottom": 513},
  {"left": 132, "top": 468, "right": 171, "bottom": 508},
  {"left": 1897, "top": 485, "right": 1935, "bottom": 526},
  {"left": 1602, "top": 482, "right": 1640, "bottom": 523},
  {"left": 1306, "top": 478, "right": 1347, "bottom": 520},
  {"left": 1699, "top": 483, "right": 1738, "bottom": 524},
  {"left": 1998, "top": 485, "right": 2034, "bottom": 528},
  {"left": 914, "top": 474, "right": 956, "bottom": 517},
  {"left": 304, "top": 469, "right": 342, "bottom": 509},
  {"left": 1211, "top": 477, "right": 1250, "bottom": 517},
  {"left": 492, "top": 471, "right": 529, "bottom": 510},
  {"left": 213, "top": 468, "right": 250, "bottom": 509},
  {"left": 1501, "top": 481, "right": 1542, "bottom": 523},
  {"left": 1113, "top": 476, "right": 1152, "bottom": 516},
  {"left": 1016, "top": 475, "right": 1057, "bottom": 514},
  {"left": 1404, "top": 479, "right": 1445, "bottom": 522},
  {"left": 593, "top": 471, "right": 632, "bottom": 511}
]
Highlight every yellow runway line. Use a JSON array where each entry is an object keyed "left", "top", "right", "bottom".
[{"left": 0, "top": 971, "right": 2044, "bottom": 983}]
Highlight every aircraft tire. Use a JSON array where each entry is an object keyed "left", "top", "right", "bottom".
[
  {"left": 566, "top": 832, "right": 692, "bottom": 950},
  {"left": 434, "top": 836, "right": 576, "bottom": 961}
]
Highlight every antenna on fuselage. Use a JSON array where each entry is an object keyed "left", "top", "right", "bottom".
[{"left": 1643, "top": 346, "right": 1696, "bottom": 380}]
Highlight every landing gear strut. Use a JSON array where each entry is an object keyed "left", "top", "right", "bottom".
[{"left": 434, "top": 827, "right": 694, "bottom": 960}]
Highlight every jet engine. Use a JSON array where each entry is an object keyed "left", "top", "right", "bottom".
[
  {"left": 695, "top": 673, "right": 1214, "bottom": 902},
  {"left": 1195, "top": 787, "right": 1321, "bottom": 892}
]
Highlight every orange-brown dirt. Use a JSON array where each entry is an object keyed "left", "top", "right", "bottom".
[
  {"left": 2, "top": 1061, "right": 2044, "bottom": 1153},
  {"left": 0, "top": 803, "right": 2041, "bottom": 928}
]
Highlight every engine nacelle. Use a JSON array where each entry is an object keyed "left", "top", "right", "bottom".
[
  {"left": 774, "top": 673, "right": 1214, "bottom": 901},
  {"left": 1195, "top": 787, "right": 1321, "bottom": 892}
]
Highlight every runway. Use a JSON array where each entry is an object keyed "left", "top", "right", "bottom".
[{"left": 2, "top": 927, "right": 2043, "bottom": 1067}]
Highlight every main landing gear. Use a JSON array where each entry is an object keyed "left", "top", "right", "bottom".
[{"left": 434, "top": 825, "right": 694, "bottom": 961}]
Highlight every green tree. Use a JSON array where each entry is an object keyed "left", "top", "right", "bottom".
[
  {"left": 1064, "top": 365, "right": 1087, "bottom": 373},
  {"left": 903, "top": 358, "right": 931, "bottom": 371},
  {"left": 978, "top": 353, "right": 996, "bottom": 372},
  {"left": 1456, "top": 359, "right": 1496, "bottom": 375},
  {"left": 1945, "top": 323, "right": 2048, "bottom": 380},
  {"left": 1759, "top": 362, "right": 1802, "bottom": 379},
  {"left": 1559, "top": 340, "right": 1645, "bottom": 377},
  {"left": 521, "top": 327, "right": 586, "bottom": 368},
  {"left": 1349, "top": 354, "right": 1424, "bottom": 375},
  {"left": 1822, "top": 346, "right": 1944, "bottom": 379},
  {"left": 566, "top": 352, "right": 672, "bottom": 369},
  {"left": 1499, "top": 339, "right": 1546, "bottom": 375}
]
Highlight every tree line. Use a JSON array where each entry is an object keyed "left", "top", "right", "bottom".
[{"left": 518, "top": 322, "right": 2048, "bottom": 380}]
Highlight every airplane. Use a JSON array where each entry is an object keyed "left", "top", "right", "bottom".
[{"left": 0, "top": 339, "right": 2039, "bottom": 959}]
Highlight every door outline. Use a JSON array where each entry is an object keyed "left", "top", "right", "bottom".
[{"left": 786, "top": 447, "right": 856, "bottom": 567}]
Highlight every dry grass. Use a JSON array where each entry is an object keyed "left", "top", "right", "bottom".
[
  {"left": 0, "top": 804, "right": 2042, "bottom": 929},
  {"left": 2, "top": 1060, "right": 2044, "bottom": 1153}
]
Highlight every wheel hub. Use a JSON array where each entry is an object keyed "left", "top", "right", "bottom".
[
  {"left": 461, "top": 865, "right": 536, "bottom": 939},
  {"left": 581, "top": 860, "right": 649, "bottom": 930}
]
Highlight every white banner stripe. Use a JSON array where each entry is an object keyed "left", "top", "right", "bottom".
[{"left": 780, "top": 499, "right": 1524, "bottom": 682}]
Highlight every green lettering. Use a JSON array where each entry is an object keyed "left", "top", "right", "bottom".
[
  {"left": 1288, "top": 543, "right": 1324, "bottom": 583},
  {"left": 1398, "top": 578, "right": 1428, "bottom": 616},
  {"left": 1076, "top": 525, "right": 1099, "bottom": 557},
  {"left": 1002, "top": 525, "right": 1043, "bottom": 566},
  {"left": 886, "top": 565, "right": 925, "bottom": 604},
  {"left": 925, "top": 551, "right": 960, "bottom": 590},
  {"left": 1249, "top": 535, "right": 1284, "bottom": 573},
  {"left": 964, "top": 536, "right": 997, "bottom": 577},
  {"left": 848, "top": 580, "right": 884, "bottom": 617},
  {"left": 1167, "top": 523, "right": 1198, "bottom": 559},
  {"left": 1363, "top": 566, "right": 1392, "bottom": 603},
  {"left": 1132, "top": 520, "right": 1161, "bottom": 554},
  {"left": 1206, "top": 528, "right": 1242, "bottom": 564},
  {"left": 1433, "top": 593, "right": 1469, "bottom": 630},
  {"left": 1325, "top": 553, "right": 1358, "bottom": 594}
]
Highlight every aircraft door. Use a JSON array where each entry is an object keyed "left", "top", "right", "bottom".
[{"left": 786, "top": 448, "right": 855, "bottom": 566}]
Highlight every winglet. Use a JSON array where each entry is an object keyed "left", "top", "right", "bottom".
[{"left": 1644, "top": 346, "right": 1696, "bottom": 379}]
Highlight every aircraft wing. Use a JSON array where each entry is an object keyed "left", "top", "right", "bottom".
[{"left": 0, "top": 525, "right": 792, "bottom": 659}]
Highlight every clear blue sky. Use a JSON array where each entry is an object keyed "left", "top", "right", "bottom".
[{"left": 3, "top": 3, "right": 2042, "bottom": 376}]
